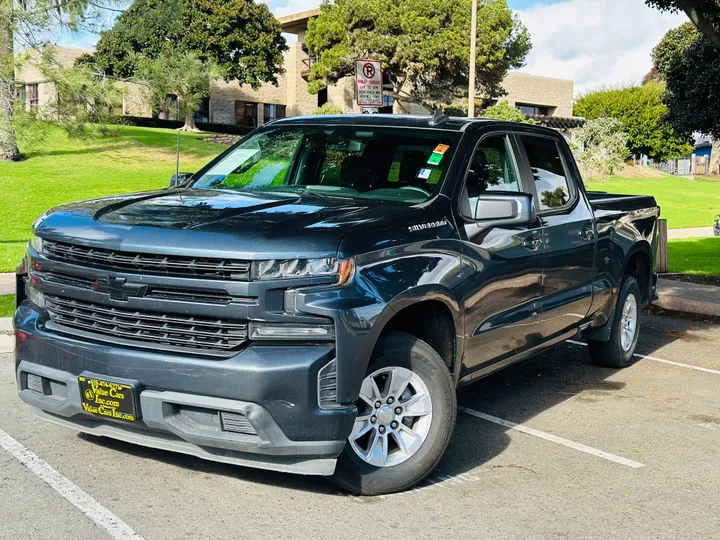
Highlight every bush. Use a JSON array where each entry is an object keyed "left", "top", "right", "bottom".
[
  {"left": 571, "top": 117, "right": 629, "bottom": 181},
  {"left": 113, "top": 115, "right": 254, "bottom": 135},
  {"left": 312, "top": 103, "right": 344, "bottom": 115},
  {"left": 480, "top": 101, "right": 534, "bottom": 123}
]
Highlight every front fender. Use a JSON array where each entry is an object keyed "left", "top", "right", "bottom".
[{"left": 296, "top": 242, "right": 465, "bottom": 403}]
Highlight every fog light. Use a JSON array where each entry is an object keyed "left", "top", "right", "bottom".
[{"left": 249, "top": 322, "right": 335, "bottom": 341}]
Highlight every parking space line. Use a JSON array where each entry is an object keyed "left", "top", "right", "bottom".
[
  {"left": 0, "top": 427, "right": 144, "bottom": 540},
  {"left": 458, "top": 407, "right": 646, "bottom": 469},
  {"left": 567, "top": 340, "right": 720, "bottom": 376}
]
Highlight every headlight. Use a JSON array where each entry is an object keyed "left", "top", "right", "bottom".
[
  {"left": 252, "top": 258, "right": 354, "bottom": 283},
  {"left": 30, "top": 233, "right": 44, "bottom": 255}
]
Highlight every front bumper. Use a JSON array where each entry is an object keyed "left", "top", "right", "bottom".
[{"left": 15, "top": 304, "right": 355, "bottom": 476}]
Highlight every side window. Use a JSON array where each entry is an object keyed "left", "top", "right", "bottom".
[
  {"left": 520, "top": 136, "right": 571, "bottom": 211},
  {"left": 464, "top": 135, "right": 520, "bottom": 218}
]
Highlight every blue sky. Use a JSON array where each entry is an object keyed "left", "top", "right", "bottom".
[{"left": 58, "top": 0, "right": 687, "bottom": 95}]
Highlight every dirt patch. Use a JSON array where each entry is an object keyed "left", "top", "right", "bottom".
[
  {"left": 616, "top": 165, "right": 669, "bottom": 179},
  {"left": 661, "top": 274, "right": 720, "bottom": 287}
]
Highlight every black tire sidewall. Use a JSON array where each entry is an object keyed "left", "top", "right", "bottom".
[
  {"left": 331, "top": 332, "right": 456, "bottom": 496},
  {"left": 590, "top": 276, "right": 641, "bottom": 368}
]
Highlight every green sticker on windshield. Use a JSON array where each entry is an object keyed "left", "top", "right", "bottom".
[{"left": 427, "top": 152, "right": 443, "bottom": 165}]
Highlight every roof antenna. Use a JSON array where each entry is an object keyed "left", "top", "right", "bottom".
[
  {"left": 429, "top": 108, "right": 449, "bottom": 127},
  {"left": 175, "top": 129, "right": 184, "bottom": 202}
]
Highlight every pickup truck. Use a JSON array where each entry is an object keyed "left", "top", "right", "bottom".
[{"left": 14, "top": 114, "right": 659, "bottom": 496}]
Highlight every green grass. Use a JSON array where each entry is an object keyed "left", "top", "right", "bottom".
[
  {"left": 0, "top": 294, "right": 13, "bottom": 317},
  {"left": 585, "top": 175, "right": 720, "bottom": 229},
  {"left": 0, "top": 125, "right": 228, "bottom": 272},
  {"left": 668, "top": 238, "right": 720, "bottom": 276}
]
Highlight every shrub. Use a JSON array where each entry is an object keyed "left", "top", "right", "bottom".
[
  {"left": 480, "top": 101, "right": 534, "bottom": 123},
  {"left": 312, "top": 103, "right": 344, "bottom": 115},
  {"left": 571, "top": 117, "right": 629, "bottom": 181}
]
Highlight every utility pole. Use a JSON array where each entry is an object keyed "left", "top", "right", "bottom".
[{"left": 467, "top": 0, "right": 478, "bottom": 118}]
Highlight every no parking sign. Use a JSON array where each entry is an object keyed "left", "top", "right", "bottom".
[{"left": 355, "top": 59, "right": 383, "bottom": 107}]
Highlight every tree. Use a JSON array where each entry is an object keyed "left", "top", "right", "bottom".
[
  {"left": 1, "top": 0, "right": 120, "bottom": 161},
  {"left": 136, "top": 52, "right": 223, "bottom": 131},
  {"left": 312, "top": 103, "right": 343, "bottom": 115},
  {"left": 304, "top": 0, "right": 530, "bottom": 110},
  {"left": 645, "top": 0, "right": 720, "bottom": 50},
  {"left": 93, "top": 0, "right": 287, "bottom": 88},
  {"left": 574, "top": 82, "right": 692, "bottom": 161},
  {"left": 480, "top": 101, "right": 535, "bottom": 123},
  {"left": 571, "top": 117, "right": 629, "bottom": 180},
  {"left": 653, "top": 22, "right": 720, "bottom": 173}
]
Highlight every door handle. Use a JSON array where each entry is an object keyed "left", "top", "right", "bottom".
[
  {"left": 523, "top": 237, "right": 543, "bottom": 250},
  {"left": 577, "top": 227, "right": 594, "bottom": 241}
]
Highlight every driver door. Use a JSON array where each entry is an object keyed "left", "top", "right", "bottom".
[{"left": 457, "top": 133, "right": 545, "bottom": 380}]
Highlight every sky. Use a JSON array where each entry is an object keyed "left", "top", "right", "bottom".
[{"left": 58, "top": 0, "right": 687, "bottom": 96}]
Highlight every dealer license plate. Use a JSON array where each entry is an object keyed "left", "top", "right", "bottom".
[{"left": 79, "top": 375, "right": 138, "bottom": 422}]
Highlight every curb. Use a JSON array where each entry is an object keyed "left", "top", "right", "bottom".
[{"left": 652, "top": 294, "right": 720, "bottom": 318}]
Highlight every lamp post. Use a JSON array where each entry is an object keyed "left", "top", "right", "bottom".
[{"left": 468, "top": 0, "right": 478, "bottom": 118}]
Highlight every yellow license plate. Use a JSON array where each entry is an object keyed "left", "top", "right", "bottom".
[{"left": 78, "top": 376, "right": 138, "bottom": 422}]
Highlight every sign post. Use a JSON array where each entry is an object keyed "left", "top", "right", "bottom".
[{"left": 355, "top": 59, "right": 383, "bottom": 112}]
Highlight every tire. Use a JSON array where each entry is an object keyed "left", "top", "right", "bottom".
[
  {"left": 330, "top": 331, "right": 456, "bottom": 496},
  {"left": 588, "top": 276, "right": 641, "bottom": 368}
]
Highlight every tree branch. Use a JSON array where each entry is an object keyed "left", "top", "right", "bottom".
[{"left": 679, "top": 0, "right": 720, "bottom": 49}]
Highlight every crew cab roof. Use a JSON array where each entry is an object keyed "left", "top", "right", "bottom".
[{"left": 270, "top": 114, "right": 559, "bottom": 135}]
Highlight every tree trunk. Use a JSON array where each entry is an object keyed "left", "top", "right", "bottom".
[
  {"left": 181, "top": 110, "right": 199, "bottom": 132},
  {"left": 710, "top": 139, "right": 720, "bottom": 175},
  {"left": 0, "top": 7, "right": 21, "bottom": 161}
]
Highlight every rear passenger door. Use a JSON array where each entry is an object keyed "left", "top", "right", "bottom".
[{"left": 515, "top": 134, "right": 596, "bottom": 341}]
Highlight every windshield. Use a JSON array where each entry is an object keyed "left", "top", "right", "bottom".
[{"left": 193, "top": 125, "right": 462, "bottom": 204}]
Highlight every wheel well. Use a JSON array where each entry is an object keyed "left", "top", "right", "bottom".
[
  {"left": 381, "top": 301, "right": 456, "bottom": 371},
  {"left": 624, "top": 250, "right": 652, "bottom": 305}
]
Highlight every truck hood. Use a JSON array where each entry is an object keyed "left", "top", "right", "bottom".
[{"left": 35, "top": 188, "right": 420, "bottom": 260}]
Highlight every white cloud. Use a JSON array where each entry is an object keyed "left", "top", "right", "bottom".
[
  {"left": 515, "top": 0, "right": 686, "bottom": 94},
  {"left": 273, "top": 0, "right": 321, "bottom": 17}
]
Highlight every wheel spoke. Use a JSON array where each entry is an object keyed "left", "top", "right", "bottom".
[
  {"left": 401, "top": 392, "right": 432, "bottom": 418},
  {"left": 350, "top": 421, "right": 373, "bottom": 442},
  {"left": 387, "top": 367, "right": 412, "bottom": 399},
  {"left": 396, "top": 424, "right": 424, "bottom": 455}
]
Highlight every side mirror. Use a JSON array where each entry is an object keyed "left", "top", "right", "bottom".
[
  {"left": 169, "top": 172, "right": 194, "bottom": 188},
  {"left": 474, "top": 192, "right": 536, "bottom": 226}
]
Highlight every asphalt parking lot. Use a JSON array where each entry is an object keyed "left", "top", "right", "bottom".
[{"left": 1, "top": 310, "right": 719, "bottom": 539}]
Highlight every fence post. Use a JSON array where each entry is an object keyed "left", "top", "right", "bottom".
[{"left": 657, "top": 219, "right": 668, "bottom": 273}]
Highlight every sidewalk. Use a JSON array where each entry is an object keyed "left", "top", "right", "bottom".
[
  {"left": 0, "top": 273, "right": 13, "bottom": 295},
  {"left": 668, "top": 227, "right": 715, "bottom": 239},
  {"left": 655, "top": 277, "right": 720, "bottom": 317},
  {"left": 0, "top": 317, "right": 13, "bottom": 353}
]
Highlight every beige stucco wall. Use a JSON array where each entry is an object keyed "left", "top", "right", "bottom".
[
  {"left": 209, "top": 43, "right": 317, "bottom": 124},
  {"left": 499, "top": 72, "right": 574, "bottom": 117}
]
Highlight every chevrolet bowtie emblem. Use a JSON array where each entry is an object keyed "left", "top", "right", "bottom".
[{"left": 92, "top": 276, "right": 148, "bottom": 301}]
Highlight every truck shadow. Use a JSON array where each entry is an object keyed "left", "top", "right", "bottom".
[{"left": 77, "top": 310, "right": 720, "bottom": 497}]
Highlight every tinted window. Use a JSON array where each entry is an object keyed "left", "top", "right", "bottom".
[
  {"left": 463, "top": 135, "right": 520, "bottom": 219},
  {"left": 194, "top": 126, "right": 461, "bottom": 204},
  {"left": 520, "top": 136, "right": 570, "bottom": 210}
]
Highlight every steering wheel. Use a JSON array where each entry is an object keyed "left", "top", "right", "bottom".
[{"left": 399, "top": 186, "right": 431, "bottom": 197}]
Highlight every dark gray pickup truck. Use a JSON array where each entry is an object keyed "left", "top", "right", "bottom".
[{"left": 14, "top": 114, "right": 659, "bottom": 495}]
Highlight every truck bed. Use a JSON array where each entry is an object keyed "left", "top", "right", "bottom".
[{"left": 585, "top": 191, "right": 658, "bottom": 213}]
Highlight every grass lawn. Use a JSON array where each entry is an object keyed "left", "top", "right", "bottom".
[
  {"left": 0, "top": 125, "right": 228, "bottom": 272},
  {"left": 0, "top": 294, "right": 13, "bottom": 317},
  {"left": 585, "top": 174, "right": 720, "bottom": 229},
  {"left": 668, "top": 238, "right": 720, "bottom": 276}
]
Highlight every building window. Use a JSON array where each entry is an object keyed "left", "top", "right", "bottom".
[
  {"left": 317, "top": 88, "right": 328, "bottom": 107},
  {"left": 235, "top": 101, "right": 258, "bottom": 127},
  {"left": 516, "top": 103, "right": 550, "bottom": 116},
  {"left": 16, "top": 85, "right": 26, "bottom": 107},
  {"left": 27, "top": 84, "right": 39, "bottom": 110},
  {"left": 194, "top": 97, "right": 210, "bottom": 124},
  {"left": 263, "top": 104, "right": 286, "bottom": 124},
  {"left": 158, "top": 95, "right": 179, "bottom": 121}
]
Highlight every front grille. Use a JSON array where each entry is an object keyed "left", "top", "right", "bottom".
[
  {"left": 38, "top": 271, "right": 254, "bottom": 305},
  {"left": 45, "top": 295, "right": 247, "bottom": 356},
  {"left": 44, "top": 240, "right": 251, "bottom": 281}
]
